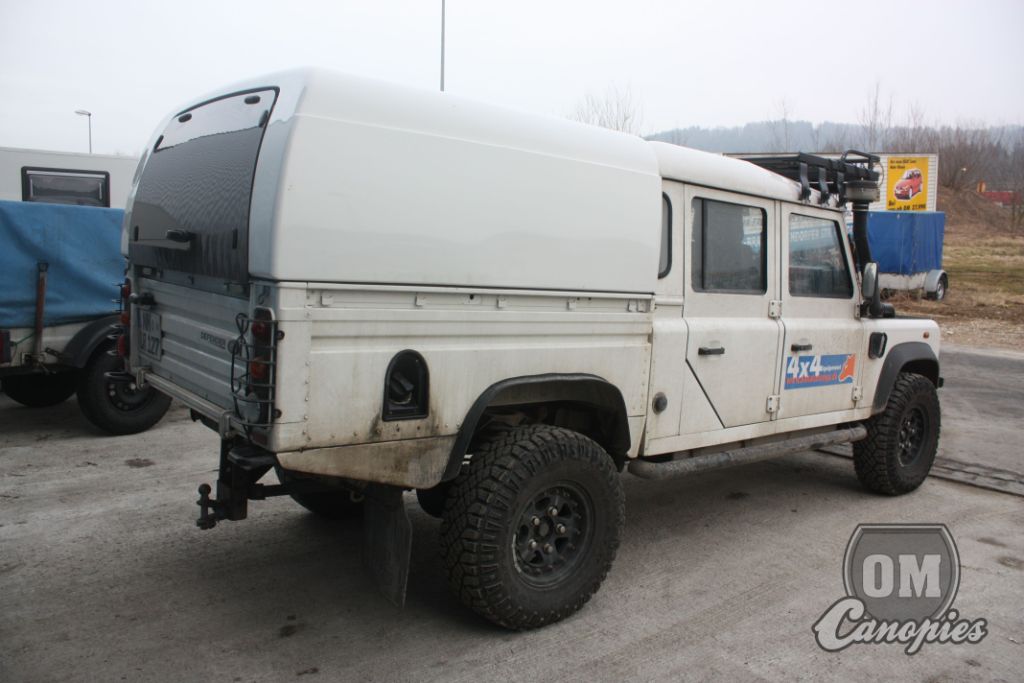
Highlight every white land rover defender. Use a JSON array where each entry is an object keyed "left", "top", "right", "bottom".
[{"left": 120, "top": 69, "right": 942, "bottom": 629}]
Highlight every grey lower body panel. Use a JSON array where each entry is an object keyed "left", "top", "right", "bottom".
[
  {"left": 629, "top": 425, "right": 867, "bottom": 480},
  {"left": 276, "top": 435, "right": 457, "bottom": 489}
]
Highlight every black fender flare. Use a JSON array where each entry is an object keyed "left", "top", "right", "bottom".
[
  {"left": 872, "top": 341, "right": 940, "bottom": 414},
  {"left": 63, "top": 314, "right": 119, "bottom": 369},
  {"left": 441, "top": 373, "right": 631, "bottom": 481}
]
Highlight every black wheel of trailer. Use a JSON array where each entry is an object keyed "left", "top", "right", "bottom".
[
  {"left": 927, "top": 273, "right": 948, "bottom": 301},
  {"left": 276, "top": 467, "right": 365, "bottom": 519},
  {"left": 853, "top": 372, "right": 940, "bottom": 495},
  {"left": 76, "top": 341, "right": 171, "bottom": 435},
  {"left": 1, "top": 371, "right": 78, "bottom": 408},
  {"left": 439, "top": 425, "right": 624, "bottom": 630}
]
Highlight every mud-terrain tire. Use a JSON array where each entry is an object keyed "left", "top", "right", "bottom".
[
  {"left": 440, "top": 425, "right": 624, "bottom": 630},
  {"left": 854, "top": 372, "right": 940, "bottom": 495},
  {"left": 2, "top": 371, "right": 78, "bottom": 407},
  {"left": 276, "top": 467, "right": 364, "bottom": 519},
  {"left": 76, "top": 343, "right": 171, "bottom": 434}
]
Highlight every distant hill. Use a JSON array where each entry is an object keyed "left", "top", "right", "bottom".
[
  {"left": 646, "top": 120, "right": 858, "bottom": 154},
  {"left": 646, "top": 122, "right": 1024, "bottom": 156}
]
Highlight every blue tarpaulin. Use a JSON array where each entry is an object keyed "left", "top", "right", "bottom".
[
  {"left": 866, "top": 211, "right": 945, "bottom": 276},
  {"left": 0, "top": 200, "right": 124, "bottom": 328}
]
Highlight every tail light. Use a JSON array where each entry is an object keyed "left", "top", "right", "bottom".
[
  {"left": 118, "top": 279, "right": 131, "bottom": 357},
  {"left": 230, "top": 307, "right": 281, "bottom": 430},
  {"left": 249, "top": 309, "right": 273, "bottom": 383}
]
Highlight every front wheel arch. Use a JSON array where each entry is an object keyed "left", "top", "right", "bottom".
[{"left": 871, "top": 342, "right": 939, "bottom": 415}]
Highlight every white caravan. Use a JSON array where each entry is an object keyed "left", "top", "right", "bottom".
[{"left": 0, "top": 147, "right": 139, "bottom": 208}]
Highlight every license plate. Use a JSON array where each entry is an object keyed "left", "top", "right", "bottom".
[{"left": 138, "top": 310, "right": 163, "bottom": 360}]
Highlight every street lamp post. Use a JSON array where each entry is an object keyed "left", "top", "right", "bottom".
[
  {"left": 75, "top": 109, "right": 92, "bottom": 153},
  {"left": 440, "top": 0, "right": 446, "bottom": 92}
]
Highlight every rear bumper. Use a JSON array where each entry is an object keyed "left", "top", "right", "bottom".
[{"left": 140, "top": 370, "right": 242, "bottom": 437}]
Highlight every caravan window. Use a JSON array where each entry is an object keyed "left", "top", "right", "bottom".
[{"left": 21, "top": 167, "right": 110, "bottom": 207}]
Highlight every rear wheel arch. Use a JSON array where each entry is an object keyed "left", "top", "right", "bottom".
[{"left": 441, "top": 374, "right": 632, "bottom": 481}]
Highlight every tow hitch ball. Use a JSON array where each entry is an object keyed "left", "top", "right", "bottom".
[
  {"left": 194, "top": 441, "right": 285, "bottom": 530},
  {"left": 196, "top": 484, "right": 218, "bottom": 530}
]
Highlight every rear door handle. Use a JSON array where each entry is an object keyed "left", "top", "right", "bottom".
[
  {"left": 698, "top": 346, "right": 725, "bottom": 356},
  {"left": 165, "top": 228, "right": 194, "bottom": 243},
  {"left": 791, "top": 343, "right": 813, "bottom": 352}
]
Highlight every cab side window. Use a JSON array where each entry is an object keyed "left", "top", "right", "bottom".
[
  {"left": 788, "top": 214, "right": 853, "bottom": 298},
  {"left": 691, "top": 198, "right": 766, "bottom": 294}
]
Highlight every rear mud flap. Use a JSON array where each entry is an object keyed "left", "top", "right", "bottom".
[{"left": 362, "top": 484, "right": 413, "bottom": 607}]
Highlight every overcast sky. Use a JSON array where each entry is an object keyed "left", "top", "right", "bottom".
[{"left": 1, "top": 0, "right": 1021, "bottom": 157}]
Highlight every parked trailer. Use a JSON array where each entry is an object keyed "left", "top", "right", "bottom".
[
  {"left": 0, "top": 200, "right": 170, "bottom": 433},
  {"left": 868, "top": 211, "right": 948, "bottom": 300}
]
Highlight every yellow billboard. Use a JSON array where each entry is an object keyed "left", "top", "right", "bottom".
[{"left": 886, "top": 156, "right": 929, "bottom": 211}]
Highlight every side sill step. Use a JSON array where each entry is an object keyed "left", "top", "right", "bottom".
[{"left": 628, "top": 425, "right": 867, "bottom": 480}]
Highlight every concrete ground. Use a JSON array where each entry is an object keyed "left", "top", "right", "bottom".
[{"left": 1, "top": 346, "right": 1022, "bottom": 682}]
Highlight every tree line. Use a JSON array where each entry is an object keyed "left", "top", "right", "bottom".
[{"left": 572, "top": 83, "right": 1023, "bottom": 230}]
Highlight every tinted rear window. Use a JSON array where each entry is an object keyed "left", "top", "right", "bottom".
[{"left": 128, "top": 89, "right": 277, "bottom": 284}]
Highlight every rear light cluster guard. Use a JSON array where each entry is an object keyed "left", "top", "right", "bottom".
[
  {"left": 229, "top": 307, "right": 283, "bottom": 433},
  {"left": 116, "top": 279, "right": 131, "bottom": 357}
]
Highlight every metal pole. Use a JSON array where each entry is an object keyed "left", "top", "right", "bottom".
[
  {"left": 440, "top": 0, "right": 445, "bottom": 92},
  {"left": 75, "top": 110, "right": 92, "bottom": 153}
]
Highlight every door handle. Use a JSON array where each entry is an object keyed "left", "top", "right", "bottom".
[
  {"left": 698, "top": 346, "right": 725, "bottom": 356},
  {"left": 791, "top": 342, "right": 813, "bottom": 352},
  {"left": 165, "top": 228, "right": 194, "bottom": 243}
]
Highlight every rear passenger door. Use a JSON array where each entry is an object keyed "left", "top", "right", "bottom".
[
  {"left": 778, "top": 207, "right": 863, "bottom": 418},
  {"left": 683, "top": 187, "right": 782, "bottom": 429}
]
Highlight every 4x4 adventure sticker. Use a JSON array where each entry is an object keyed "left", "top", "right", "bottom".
[{"left": 785, "top": 353, "right": 856, "bottom": 389}]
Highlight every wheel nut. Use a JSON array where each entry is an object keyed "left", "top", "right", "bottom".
[
  {"left": 543, "top": 544, "right": 553, "bottom": 553},
  {"left": 548, "top": 507, "right": 559, "bottom": 517},
  {"left": 556, "top": 524, "right": 566, "bottom": 534},
  {"left": 528, "top": 540, "right": 538, "bottom": 550},
  {"left": 531, "top": 516, "right": 541, "bottom": 526}
]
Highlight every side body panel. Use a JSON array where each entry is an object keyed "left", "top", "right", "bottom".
[
  {"left": 258, "top": 70, "right": 662, "bottom": 292},
  {"left": 268, "top": 284, "right": 653, "bottom": 456}
]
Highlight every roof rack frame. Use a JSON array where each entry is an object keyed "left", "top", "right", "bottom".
[{"left": 730, "top": 150, "right": 880, "bottom": 206}]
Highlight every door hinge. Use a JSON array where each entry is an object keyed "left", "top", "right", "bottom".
[
  {"left": 766, "top": 394, "right": 780, "bottom": 414},
  {"left": 768, "top": 300, "right": 782, "bottom": 319},
  {"left": 852, "top": 385, "right": 863, "bottom": 403}
]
